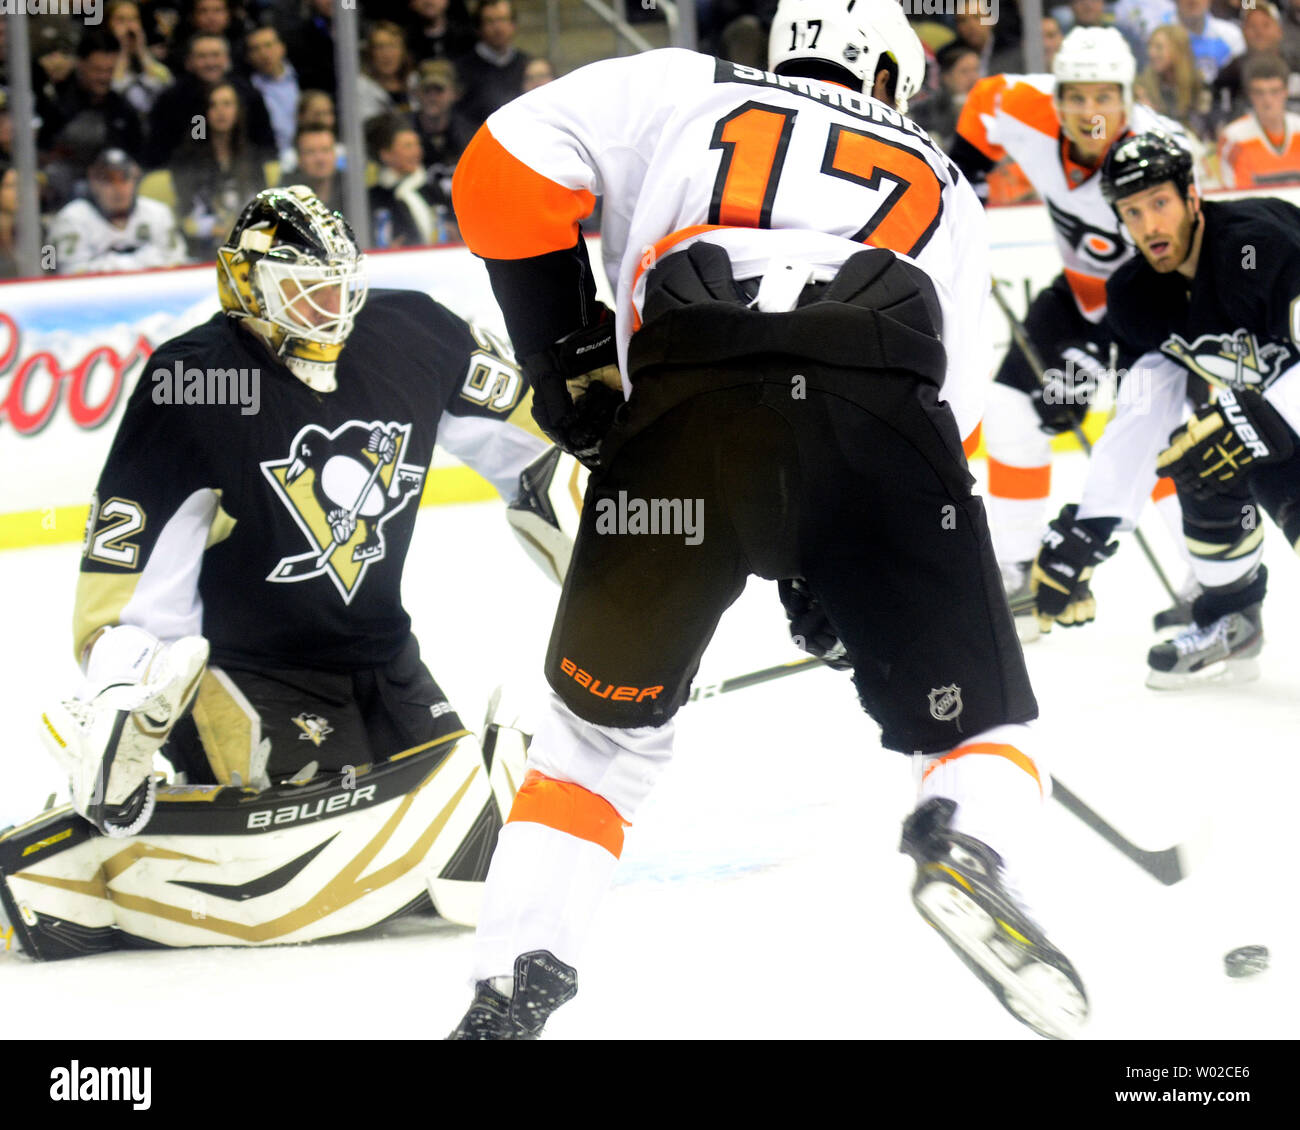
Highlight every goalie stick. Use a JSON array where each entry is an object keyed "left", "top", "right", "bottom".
[
  {"left": 690, "top": 653, "right": 1188, "bottom": 884},
  {"left": 989, "top": 278, "right": 1181, "bottom": 606}
]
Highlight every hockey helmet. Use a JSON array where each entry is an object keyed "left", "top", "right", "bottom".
[
  {"left": 768, "top": 0, "right": 925, "bottom": 113},
  {"left": 86, "top": 148, "right": 141, "bottom": 222},
  {"left": 1100, "top": 129, "right": 1194, "bottom": 211},
  {"left": 217, "top": 186, "right": 369, "bottom": 392},
  {"left": 1053, "top": 26, "right": 1136, "bottom": 118}
]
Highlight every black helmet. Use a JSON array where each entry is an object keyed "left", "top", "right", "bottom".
[{"left": 1100, "top": 130, "right": 1193, "bottom": 211}]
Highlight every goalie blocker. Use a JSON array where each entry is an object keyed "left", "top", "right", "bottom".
[{"left": 0, "top": 705, "right": 528, "bottom": 961}]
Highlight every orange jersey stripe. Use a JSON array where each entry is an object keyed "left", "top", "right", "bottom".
[
  {"left": 922, "top": 742, "right": 1044, "bottom": 796},
  {"left": 1062, "top": 268, "right": 1108, "bottom": 316},
  {"left": 962, "top": 422, "right": 982, "bottom": 459},
  {"left": 988, "top": 457, "right": 1051, "bottom": 500},
  {"left": 508, "top": 769, "right": 628, "bottom": 858},
  {"left": 1150, "top": 476, "right": 1176, "bottom": 503},
  {"left": 451, "top": 126, "right": 597, "bottom": 260},
  {"left": 630, "top": 223, "right": 731, "bottom": 329}
]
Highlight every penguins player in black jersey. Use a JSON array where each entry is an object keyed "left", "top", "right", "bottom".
[
  {"left": 1031, "top": 131, "right": 1300, "bottom": 688},
  {"left": 1, "top": 187, "right": 553, "bottom": 960}
]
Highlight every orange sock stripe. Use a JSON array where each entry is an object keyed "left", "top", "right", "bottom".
[
  {"left": 987, "top": 457, "right": 1051, "bottom": 501},
  {"left": 1151, "top": 476, "right": 1177, "bottom": 503},
  {"left": 962, "top": 422, "right": 982, "bottom": 459},
  {"left": 507, "top": 770, "right": 628, "bottom": 858},
  {"left": 921, "top": 742, "right": 1044, "bottom": 796}
]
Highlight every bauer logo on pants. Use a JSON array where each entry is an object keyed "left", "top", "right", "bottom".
[
  {"left": 261, "top": 420, "right": 425, "bottom": 604},
  {"left": 928, "top": 684, "right": 963, "bottom": 729}
]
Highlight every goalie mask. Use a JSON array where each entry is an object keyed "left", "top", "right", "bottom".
[{"left": 217, "top": 186, "right": 369, "bottom": 392}]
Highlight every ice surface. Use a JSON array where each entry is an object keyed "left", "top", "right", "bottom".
[{"left": 1, "top": 453, "right": 1295, "bottom": 1039}]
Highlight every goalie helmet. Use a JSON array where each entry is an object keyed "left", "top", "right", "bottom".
[
  {"left": 1053, "top": 26, "right": 1136, "bottom": 118},
  {"left": 1100, "top": 129, "right": 1195, "bottom": 209},
  {"left": 768, "top": 0, "right": 925, "bottom": 114},
  {"left": 217, "top": 186, "right": 369, "bottom": 392}
]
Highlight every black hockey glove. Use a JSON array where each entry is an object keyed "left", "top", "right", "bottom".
[
  {"left": 1031, "top": 504, "right": 1119, "bottom": 631},
  {"left": 1029, "top": 341, "right": 1104, "bottom": 435},
  {"left": 1156, "top": 388, "right": 1294, "bottom": 500},
  {"left": 778, "top": 578, "right": 852, "bottom": 670},
  {"left": 522, "top": 305, "right": 625, "bottom": 469}
]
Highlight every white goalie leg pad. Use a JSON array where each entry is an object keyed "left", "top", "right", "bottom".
[
  {"left": 42, "top": 627, "right": 209, "bottom": 831},
  {"left": 915, "top": 723, "right": 1048, "bottom": 892}
]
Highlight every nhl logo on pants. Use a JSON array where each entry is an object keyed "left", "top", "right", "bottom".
[{"left": 928, "top": 684, "right": 963, "bottom": 728}]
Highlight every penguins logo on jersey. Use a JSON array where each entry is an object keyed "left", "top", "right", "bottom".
[
  {"left": 1045, "top": 199, "right": 1126, "bottom": 264},
  {"left": 1160, "top": 330, "right": 1294, "bottom": 392},
  {"left": 261, "top": 420, "right": 425, "bottom": 603}
]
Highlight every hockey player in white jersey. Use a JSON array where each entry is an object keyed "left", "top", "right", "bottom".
[
  {"left": 46, "top": 149, "right": 188, "bottom": 275},
  {"left": 447, "top": 0, "right": 1088, "bottom": 1040},
  {"left": 950, "top": 28, "right": 1191, "bottom": 638}
]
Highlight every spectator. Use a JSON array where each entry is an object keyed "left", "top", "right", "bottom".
[
  {"left": 296, "top": 88, "right": 336, "bottom": 133},
  {"left": 1219, "top": 52, "right": 1300, "bottom": 185},
  {"left": 1060, "top": 0, "right": 1147, "bottom": 62},
  {"left": 1211, "top": 1, "right": 1300, "bottom": 120},
  {"left": 167, "top": 0, "right": 248, "bottom": 71},
  {"left": 1043, "top": 15, "right": 1066, "bottom": 69},
  {"left": 32, "top": 20, "right": 80, "bottom": 103},
  {"left": 357, "top": 21, "right": 416, "bottom": 124},
  {"left": 454, "top": 0, "right": 530, "bottom": 132},
  {"left": 1285, "top": 0, "right": 1300, "bottom": 62},
  {"left": 0, "top": 164, "right": 17, "bottom": 277},
  {"left": 522, "top": 57, "right": 555, "bottom": 92},
  {"left": 37, "top": 29, "right": 147, "bottom": 208},
  {"left": 1162, "top": 0, "right": 1245, "bottom": 82},
  {"left": 109, "top": 1, "right": 175, "bottom": 118},
  {"left": 245, "top": 25, "right": 300, "bottom": 161},
  {"left": 1135, "top": 23, "right": 1214, "bottom": 135},
  {"left": 145, "top": 33, "right": 275, "bottom": 168},
  {"left": 47, "top": 148, "right": 188, "bottom": 274},
  {"left": 292, "top": 123, "right": 344, "bottom": 210},
  {"left": 912, "top": 43, "right": 981, "bottom": 148},
  {"left": 953, "top": 10, "right": 1023, "bottom": 76},
  {"left": 406, "top": 0, "right": 475, "bottom": 63},
  {"left": 173, "top": 81, "right": 268, "bottom": 258},
  {"left": 411, "top": 59, "right": 474, "bottom": 196},
  {"left": 366, "top": 112, "right": 444, "bottom": 247},
  {"left": 1115, "top": 0, "right": 1176, "bottom": 51},
  {"left": 287, "top": 0, "right": 337, "bottom": 99},
  {"left": 0, "top": 88, "right": 11, "bottom": 166}
]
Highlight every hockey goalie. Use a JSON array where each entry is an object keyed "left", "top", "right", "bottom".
[{"left": 0, "top": 187, "right": 575, "bottom": 960}]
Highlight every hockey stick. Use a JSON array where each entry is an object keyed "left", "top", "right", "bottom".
[
  {"left": 989, "top": 279, "right": 1181, "bottom": 605},
  {"left": 690, "top": 653, "right": 1188, "bottom": 884}
]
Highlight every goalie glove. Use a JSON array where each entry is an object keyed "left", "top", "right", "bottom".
[
  {"left": 522, "top": 304, "right": 625, "bottom": 469},
  {"left": 1031, "top": 504, "right": 1118, "bottom": 631},
  {"left": 1156, "top": 388, "right": 1294, "bottom": 500},
  {"left": 40, "top": 626, "right": 209, "bottom": 836},
  {"left": 778, "top": 578, "right": 852, "bottom": 670}
]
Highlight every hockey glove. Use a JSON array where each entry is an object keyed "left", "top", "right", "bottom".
[
  {"left": 778, "top": 578, "right": 852, "bottom": 670},
  {"left": 1156, "top": 388, "right": 1294, "bottom": 500},
  {"left": 522, "top": 305, "right": 625, "bottom": 469},
  {"left": 1031, "top": 504, "right": 1118, "bottom": 631},
  {"left": 1029, "top": 341, "right": 1103, "bottom": 435}
]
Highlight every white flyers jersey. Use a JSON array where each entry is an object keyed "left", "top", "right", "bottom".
[
  {"left": 454, "top": 49, "right": 993, "bottom": 442},
  {"left": 956, "top": 74, "right": 1184, "bottom": 323},
  {"left": 47, "top": 196, "right": 189, "bottom": 275}
]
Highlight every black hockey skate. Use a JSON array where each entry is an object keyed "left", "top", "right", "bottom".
[
  {"left": 1146, "top": 603, "right": 1262, "bottom": 689},
  {"left": 448, "top": 950, "right": 577, "bottom": 1040},
  {"left": 900, "top": 798, "right": 1088, "bottom": 1040}
]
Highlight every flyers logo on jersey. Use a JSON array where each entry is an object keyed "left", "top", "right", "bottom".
[
  {"left": 262, "top": 420, "right": 425, "bottom": 603},
  {"left": 1045, "top": 199, "right": 1125, "bottom": 263},
  {"left": 1160, "top": 330, "right": 1294, "bottom": 392}
]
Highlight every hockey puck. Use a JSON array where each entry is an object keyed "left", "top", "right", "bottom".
[{"left": 1224, "top": 945, "right": 1269, "bottom": 978}]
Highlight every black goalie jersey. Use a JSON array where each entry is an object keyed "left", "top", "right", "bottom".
[{"left": 75, "top": 289, "right": 548, "bottom": 670}]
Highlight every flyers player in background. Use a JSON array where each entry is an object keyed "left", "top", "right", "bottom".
[
  {"left": 448, "top": 0, "right": 1089, "bottom": 1040},
  {"left": 951, "top": 27, "right": 1194, "bottom": 639}
]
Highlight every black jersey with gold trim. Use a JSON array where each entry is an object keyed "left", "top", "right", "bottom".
[
  {"left": 1106, "top": 198, "right": 1300, "bottom": 398},
  {"left": 75, "top": 289, "right": 548, "bottom": 671}
]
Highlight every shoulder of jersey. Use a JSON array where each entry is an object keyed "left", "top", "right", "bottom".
[
  {"left": 1219, "top": 114, "right": 1259, "bottom": 144},
  {"left": 123, "top": 313, "right": 239, "bottom": 412},
  {"left": 1104, "top": 254, "right": 1150, "bottom": 318},
  {"left": 360, "top": 287, "right": 460, "bottom": 333},
  {"left": 134, "top": 196, "right": 179, "bottom": 224}
]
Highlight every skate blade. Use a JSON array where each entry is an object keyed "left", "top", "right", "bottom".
[
  {"left": 915, "top": 880, "right": 1088, "bottom": 1040},
  {"left": 1145, "top": 656, "right": 1261, "bottom": 691}
]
